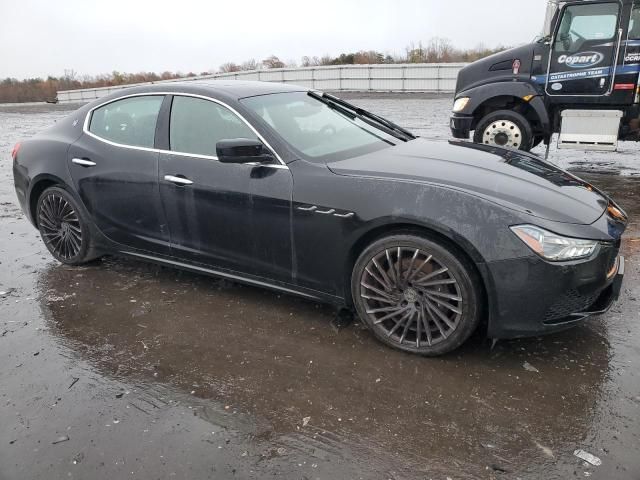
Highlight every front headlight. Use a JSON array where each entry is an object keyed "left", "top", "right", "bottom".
[
  {"left": 452, "top": 97, "right": 470, "bottom": 113},
  {"left": 510, "top": 225, "right": 599, "bottom": 261}
]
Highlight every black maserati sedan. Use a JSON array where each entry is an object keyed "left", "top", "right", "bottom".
[{"left": 12, "top": 81, "right": 627, "bottom": 356}]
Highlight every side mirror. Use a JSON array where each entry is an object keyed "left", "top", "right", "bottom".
[{"left": 216, "top": 138, "right": 275, "bottom": 164}]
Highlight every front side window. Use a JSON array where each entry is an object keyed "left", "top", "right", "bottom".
[
  {"left": 169, "top": 96, "right": 258, "bottom": 157},
  {"left": 89, "top": 95, "right": 163, "bottom": 148},
  {"left": 556, "top": 3, "right": 619, "bottom": 52},
  {"left": 241, "top": 92, "right": 396, "bottom": 162}
]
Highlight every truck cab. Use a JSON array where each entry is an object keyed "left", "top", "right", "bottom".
[{"left": 451, "top": 0, "right": 640, "bottom": 152}]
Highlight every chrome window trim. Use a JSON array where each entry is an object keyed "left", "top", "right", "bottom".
[{"left": 83, "top": 91, "right": 289, "bottom": 170}]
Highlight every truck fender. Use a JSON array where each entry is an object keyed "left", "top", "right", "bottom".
[{"left": 458, "top": 82, "right": 550, "bottom": 133}]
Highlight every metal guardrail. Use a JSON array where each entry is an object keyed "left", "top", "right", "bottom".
[{"left": 56, "top": 63, "right": 466, "bottom": 103}]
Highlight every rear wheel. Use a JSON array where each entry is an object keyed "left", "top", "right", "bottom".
[
  {"left": 473, "top": 110, "right": 533, "bottom": 151},
  {"left": 351, "top": 234, "right": 482, "bottom": 356},
  {"left": 36, "top": 186, "right": 97, "bottom": 265}
]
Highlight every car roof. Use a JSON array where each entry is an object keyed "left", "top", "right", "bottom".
[
  {"left": 120, "top": 80, "right": 308, "bottom": 100},
  {"left": 195, "top": 80, "right": 307, "bottom": 97}
]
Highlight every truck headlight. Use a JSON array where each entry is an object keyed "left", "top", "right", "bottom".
[
  {"left": 510, "top": 225, "right": 599, "bottom": 261},
  {"left": 452, "top": 97, "right": 470, "bottom": 113}
]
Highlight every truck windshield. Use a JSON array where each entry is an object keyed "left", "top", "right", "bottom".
[{"left": 241, "top": 92, "right": 404, "bottom": 162}]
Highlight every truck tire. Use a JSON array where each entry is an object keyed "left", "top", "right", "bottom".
[{"left": 473, "top": 110, "right": 534, "bottom": 151}]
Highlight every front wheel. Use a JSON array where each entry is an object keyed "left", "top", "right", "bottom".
[
  {"left": 473, "top": 110, "right": 534, "bottom": 151},
  {"left": 351, "top": 234, "right": 482, "bottom": 356}
]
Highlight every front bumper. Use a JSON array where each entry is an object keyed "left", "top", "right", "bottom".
[
  {"left": 482, "top": 244, "right": 625, "bottom": 339},
  {"left": 543, "top": 255, "right": 624, "bottom": 326},
  {"left": 450, "top": 113, "right": 473, "bottom": 139}
]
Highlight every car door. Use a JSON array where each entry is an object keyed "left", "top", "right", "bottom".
[
  {"left": 546, "top": 1, "right": 622, "bottom": 97},
  {"left": 68, "top": 94, "right": 171, "bottom": 254},
  {"left": 158, "top": 94, "right": 293, "bottom": 282}
]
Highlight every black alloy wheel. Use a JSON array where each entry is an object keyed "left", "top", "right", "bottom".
[
  {"left": 37, "top": 187, "right": 94, "bottom": 265},
  {"left": 352, "top": 235, "right": 481, "bottom": 356}
]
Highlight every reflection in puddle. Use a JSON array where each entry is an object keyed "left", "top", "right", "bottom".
[{"left": 39, "top": 257, "right": 611, "bottom": 476}]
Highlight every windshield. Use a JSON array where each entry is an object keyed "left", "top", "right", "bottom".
[{"left": 241, "top": 92, "right": 400, "bottom": 162}]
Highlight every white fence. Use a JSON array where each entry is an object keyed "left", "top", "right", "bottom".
[{"left": 56, "top": 63, "right": 466, "bottom": 104}]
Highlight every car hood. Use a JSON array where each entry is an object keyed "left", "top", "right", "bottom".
[{"left": 327, "top": 139, "right": 609, "bottom": 225}]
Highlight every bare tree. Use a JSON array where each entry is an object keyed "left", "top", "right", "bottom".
[
  {"left": 425, "top": 37, "right": 455, "bottom": 62},
  {"left": 262, "top": 55, "right": 285, "bottom": 69},
  {"left": 219, "top": 62, "right": 241, "bottom": 73},
  {"left": 302, "top": 56, "right": 323, "bottom": 67},
  {"left": 354, "top": 50, "right": 384, "bottom": 64},
  {"left": 63, "top": 69, "right": 77, "bottom": 81},
  {"left": 240, "top": 59, "right": 258, "bottom": 71}
]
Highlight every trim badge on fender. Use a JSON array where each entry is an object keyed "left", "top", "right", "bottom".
[{"left": 297, "top": 205, "right": 354, "bottom": 219}]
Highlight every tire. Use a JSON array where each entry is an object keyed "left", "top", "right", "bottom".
[
  {"left": 36, "top": 186, "right": 98, "bottom": 265},
  {"left": 473, "top": 110, "right": 534, "bottom": 151},
  {"left": 351, "top": 234, "right": 482, "bottom": 356}
]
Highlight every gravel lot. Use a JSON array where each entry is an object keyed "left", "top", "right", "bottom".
[{"left": 1, "top": 96, "right": 639, "bottom": 480}]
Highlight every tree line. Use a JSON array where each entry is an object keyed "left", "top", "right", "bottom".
[
  {"left": 219, "top": 39, "right": 505, "bottom": 71},
  {"left": 0, "top": 70, "right": 197, "bottom": 103},
  {"left": 1, "top": 39, "right": 506, "bottom": 103}
]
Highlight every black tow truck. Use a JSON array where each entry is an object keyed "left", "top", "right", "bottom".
[{"left": 451, "top": 0, "right": 640, "bottom": 152}]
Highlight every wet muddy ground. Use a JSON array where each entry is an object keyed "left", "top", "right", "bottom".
[{"left": 1, "top": 97, "right": 639, "bottom": 479}]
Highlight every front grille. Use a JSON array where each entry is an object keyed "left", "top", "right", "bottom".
[{"left": 544, "top": 289, "right": 601, "bottom": 323}]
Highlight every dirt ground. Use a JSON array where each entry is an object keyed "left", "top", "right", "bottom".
[{"left": 1, "top": 97, "right": 639, "bottom": 480}]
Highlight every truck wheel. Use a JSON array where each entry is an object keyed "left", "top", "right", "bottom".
[{"left": 473, "top": 110, "right": 533, "bottom": 151}]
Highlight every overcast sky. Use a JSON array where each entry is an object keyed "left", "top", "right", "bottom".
[{"left": 1, "top": 0, "right": 546, "bottom": 79}]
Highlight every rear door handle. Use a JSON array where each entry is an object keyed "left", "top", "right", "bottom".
[
  {"left": 164, "top": 175, "right": 193, "bottom": 186},
  {"left": 72, "top": 158, "right": 97, "bottom": 167}
]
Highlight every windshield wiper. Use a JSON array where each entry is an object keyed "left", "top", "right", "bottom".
[
  {"left": 307, "top": 91, "right": 358, "bottom": 121},
  {"left": 307, "top": 91, "right": 416, "bottom": 142}
]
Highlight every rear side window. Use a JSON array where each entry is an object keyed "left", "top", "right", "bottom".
[
  {"left": 169, "top": 96, "right": 258, "bottom": 157},
  {"left": 89, "top": 96, "right": 164, "bottom": 148}
]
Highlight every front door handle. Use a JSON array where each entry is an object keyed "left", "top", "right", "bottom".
[
  {"left": 164, "top": 175, "right": 193, "bottom": 186},
  {"left": 71, "top": 158, "right": 97, "bottom": 167}
]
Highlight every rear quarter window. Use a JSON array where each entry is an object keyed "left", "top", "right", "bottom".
[{"left": 89, "top": 96, "right": 164, "bottom": 148}]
